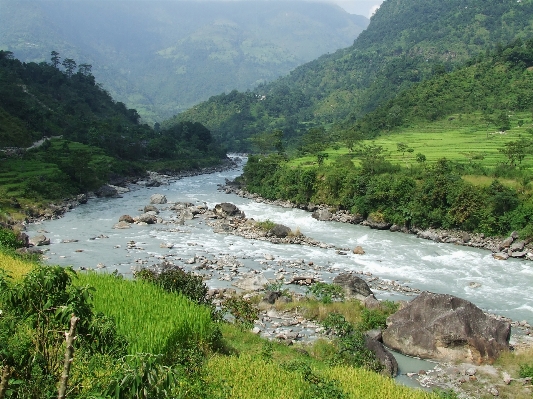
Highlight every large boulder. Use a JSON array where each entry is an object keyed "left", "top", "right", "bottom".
[
  {"left": 29, "top": 234, "right": 50, "bottom": 246},
  {"left": 363, "top": 214, "right": 392, "bottom": 230},
  {"left": 269, "top": 224, "right": 291, "bottom": 238},
  {"left": 333, "top": 272, "right": 373, "bottom": 301},
  {"left": 214, "top": 202, "right": 245, "bottom": 218},
  {"left": 143, "top": 205, "right": 159, "bottom": 214},
  {"left": 150, "top": 194, "right": 167, "bottom": 204},
  {"left": 382, "top": 291, "right": 510, "bottom": 364},
  {"left": 113, "top": 221, "right": 131, "bottom": 229},
  {"left": 364, "top": 330, "right": 398, "bottom": 377},
  {"left": 95, "top": 184, "right": 118, "bottom": 198},
  {"left": 136, "top": 213, "right": 158, "bottom": 224},
  {"left": 118, "top": 215, "right": 135, "bottom": 223},
  {"left": 311, "top": 208, "right": 332, "bottom": 221},
  {"left": 233, "top": 274, "right": 269, "bottom": 291}
]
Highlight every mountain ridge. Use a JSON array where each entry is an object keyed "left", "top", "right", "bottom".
[{"left": 0, "top": 0, "right": 369, "bottom": 124}]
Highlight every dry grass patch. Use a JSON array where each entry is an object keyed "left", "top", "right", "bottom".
[{"left": 274, "top": 297, "right": 365, "bottom": 324}]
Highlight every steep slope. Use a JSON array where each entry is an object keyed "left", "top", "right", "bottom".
[
  {"left": 172, "top": 0, "right": 533, "bottom": 151},
  {"left": 0, "top": 0, "right": 368, "bottom": 123},
  {"left": 0, "top": 51, "right": 225, "bottom": 205}
]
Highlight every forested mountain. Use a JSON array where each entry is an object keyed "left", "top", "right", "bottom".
[
  {"left": 172, "top": 0, "right": 533, "bottom": 151},
  {"left": 0, "top": 51, "right": 225, "bottom": 204},
  {"left": 350, "top": 38, "right": 533, "bottom": 138},
  {"left": 0, "top": 0, "right": 368, "bottom": 124}
]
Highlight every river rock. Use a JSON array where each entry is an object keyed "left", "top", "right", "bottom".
[
  {"left": 262, "top": 291, "right": 282, "bottom": 304},
  {"left": 16, "top": 247, "right": 43, "bottom": 255},
  {"left": 214, "top": 202, "right": 245, "bottom": 218},
  {"left": 118, "top": 215, "right": 135, "bottom": 223},
  {"left": 510, "top": 240, "right": 525, "bottom": 252},
  {"left": 364, "top": 330, "right": 398, "bottom": 377},
  {"left": 333, "top": 272, "right": 373, "bottom": 301},
  {"left": 150, "top": 194, "right": 167, "bottom": 204},
  {"left": 499, "top": 236, "right": 514, "bottom": 250},
  {"left": 95, "top": 184, "right": 119, "bottom": 198},
  {"left": 389, "top": 224, "right": 401, "bottom": 232},
  {"left": 269, "top": 224, "right": 291, "bottom": 238},
  {"left": 363, "top": 294, "right": 381, "bottom": 309},
  {"left": 382, "top": 291, "right": 511, "bottom": 364},
  {"left": 113, "top": 221, "right": 131, "bottom": 229},
  {"left": 76, "top": 193, "right": 88, "bottom": 204},
  {"left": 29, "top": 234, "right": 50, "bottom": 246},
  {"left": 233, "top": 273, "right": 269, "bottom": 291},
  {"left": 312, "top": 208, "right": 332, "bottom": 221},
  {"left": 352, "top": 246, "right": 365, "bottom": 255},
  {"left": 136, "top": 213, "right": 157, "bottom": 224},
  {"left": 144, "top": 205, "right": 159, "bottom": 214},
  {"left": 364, "top": 214, "right": 392, "bottom": 230},
  {"left": 492, "top": 252, "right": 509, "bottom": 260}
]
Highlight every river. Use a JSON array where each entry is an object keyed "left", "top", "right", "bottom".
[{"left": 27, "top": 160, "right": 532, "bottom": 324}]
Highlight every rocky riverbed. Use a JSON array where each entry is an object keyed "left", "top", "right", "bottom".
[{"left": 221, "top": 183, "right": 533, "bottom": 263}]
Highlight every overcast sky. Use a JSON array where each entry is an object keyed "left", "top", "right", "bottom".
[{"left": 331, "top": 0, "right": 383, "bottom": 17}]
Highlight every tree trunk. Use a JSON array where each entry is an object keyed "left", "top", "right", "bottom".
[
  {"left": 0, "top": 365, "right": 12, "bottom": 399},
  {"left": 57, "top": 314, "right": 79, "bottom": 399}
]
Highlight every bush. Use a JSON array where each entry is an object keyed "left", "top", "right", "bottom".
[
  {"left": 0, "top": 227, "right": 23, "bottom": 249},
  {"left": 222, "top": 295, "right": 259, "bottom": 330},
  {"left": 134, "top": 265, "right": 209, "bottom": 306},
  {"left": 307, "top": 282, "right": 345, "bottom": 304},
  {"left": 519, "top": 362, "right": 533, "bottom": 378}
]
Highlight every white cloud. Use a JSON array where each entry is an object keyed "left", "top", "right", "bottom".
[{"left": 328, "top": 1, "right": 384, "bottom": 17}]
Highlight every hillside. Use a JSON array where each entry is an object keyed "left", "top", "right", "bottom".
[
  {"left": 172, "top": 0, "right": 533, "bottom": 151},
  {"left": 0, "top": 51, "right": 225, "bottom": 212},
  {"left": 0, "top": 0, "right": 368, "bottom": 124}
]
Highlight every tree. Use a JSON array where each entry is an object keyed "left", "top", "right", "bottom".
[
  {"left": 499, "top": 136, "right": 531, "bottom": 167},
  {"left": 78, "top": 63, "right": 92, "bottom": 76},
  {"left": 50, "top": 51, "right": 60, "bottom": 68},
  {"left": 341, "top": 128, "right": 363, "bottom": 152},
  {"left": 316, "top": 152, "right": 329, "bottom": 166},
  {"left": 62, "top": 58, "right": 77, "bottom": 78}
]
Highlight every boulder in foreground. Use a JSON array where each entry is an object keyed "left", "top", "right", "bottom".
[{"left": 382, "top": 291, "right": 510, "bottom": 364}]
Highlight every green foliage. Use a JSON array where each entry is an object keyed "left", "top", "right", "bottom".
[
  {"left": 134, "top": 265, "right": 209, "bottom": 307},
  {"left": 0, "top": 53, "right": 226, "bottom": 205},
  {"left": 176, "top": 0, "right": 533, "bottom": 151},
  {"left": 96, "top": 353, "right": 182, "bottom": 399},
  {"left": 518, "top": 362, "right": 533, "bottom": 378},
  {"left": 256, "top": 219, "right": 277, "bottom": 231},
  {"left": 319, "top": 313, "right": 382, "bottom": 373},
  {"left": 243, "top": 150, "right": 533, "bottom": 236},
  {"left": 358, "top": 301, "right": 399, "bottom": 331},
  {"left": 307, "top": 282, "right": 345, "bottom": 304},
  {"left": 221, "top": 295, "right": 259, "bottom": 331},
  {"left": 0, "top": 228, "right": 23, "bottom": 249}
]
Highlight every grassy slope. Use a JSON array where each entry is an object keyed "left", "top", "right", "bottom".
[
  {"left": 291, "top": 111, "right": 533, "bottom": 175},
  {"left": 0, "top": 252, "right": 442, "bottom": 398}
]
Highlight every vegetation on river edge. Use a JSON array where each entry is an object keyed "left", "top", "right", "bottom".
[{"left": 0, "top": 236, "right": 468, "bottom": 399}]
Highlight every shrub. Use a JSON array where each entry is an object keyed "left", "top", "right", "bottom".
[
  {"left": 134, "top": 265, "right": 209, "bottom": 306},
  {"left": 307, "top": 282, "right": 345, "bottom": 304},
  {"left": 0, "top": 227, "right": 23, "bottom": 249},
  {"left": 256, "top": 219, "right": 276, "bottom": 231},
  {"left": 519, "top": 362, "right": 533, "bottom": 378},
  {"left": 222, "top": 295, "right": 259, "bottom": 330},
  {"left": 358, "top": 301, "right": 398, "bottom": 331}
]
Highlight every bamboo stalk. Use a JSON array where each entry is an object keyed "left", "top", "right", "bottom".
[{"left": 57, "top": 314, "right": 79, "bottom": 399}]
